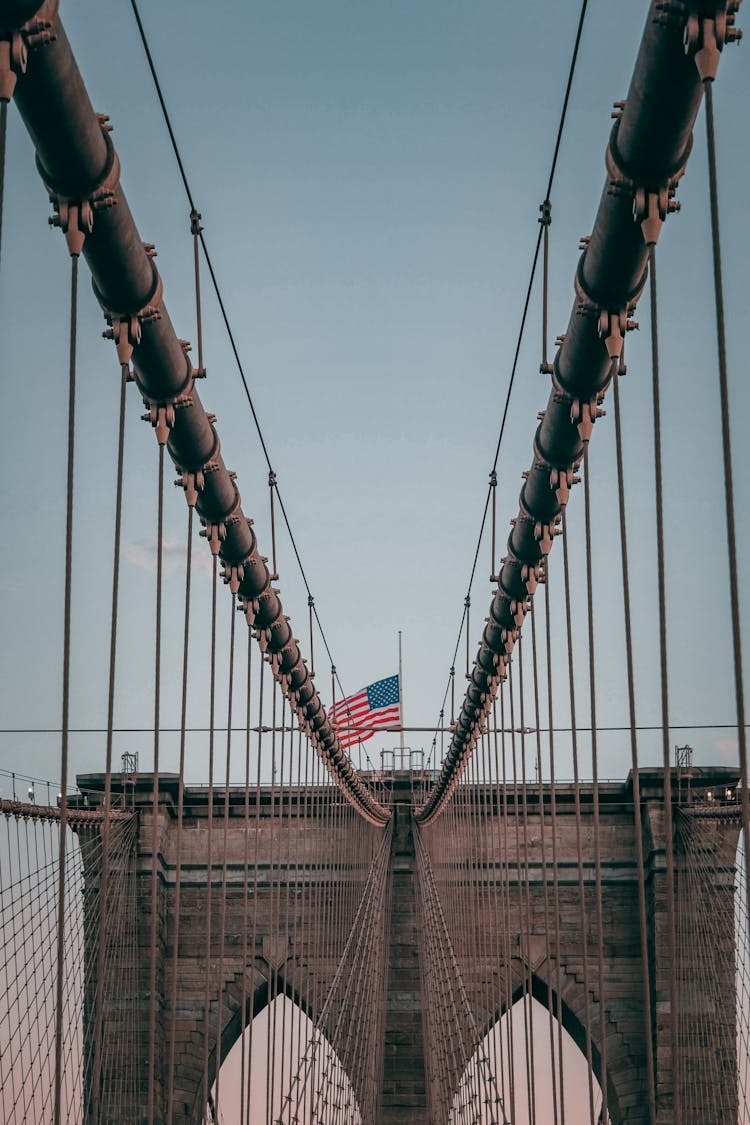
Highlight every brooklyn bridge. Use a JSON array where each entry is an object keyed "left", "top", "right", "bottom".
[{"left": 0, "top": 0, "right": 748, "bottom": 1122}]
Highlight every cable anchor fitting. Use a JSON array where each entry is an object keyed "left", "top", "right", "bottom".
[
  {"left": 510, "top": 598, "right": 529, "bottom": 629},
  {"left": 221, "top": 561, "right": 245, "bottom": 595},
  {"left": 684, "top": 7, "right": 742, "bottom": 83},
  {"left": 521, "top": 561, "right": 544, "bottom": 594},
  {"left": 199, "top": 519, "right": 227, "bottom": 556},
  {"left": 534, "top": 515, "right": 561, "bottom": 556},
  {"left": 141, "top": 397, "right": 192, "bottom": 446},
  {"left": 633, "top": 185, "right": 681, "bottom": 246},
  {"left": 174, "top": 468, "right": 205, "bottom": 508},
  {"left": 1, "top": 0, "right": 56, "bottom": 97},
  {"left": 549, "top": 466, "right": 579, "bottom": 506},
  {"left": 597, "top": 308, "right": 638, "bottom": 362},
  {"left": 605, "top": 119, "right": 687, "bottom": 245},
  {"left": 239, "top": 594, "right": 256, "bottom": 626},
  {"left": 99, "top": 247, "right": 163, "bottom": 367},
  {"left": 178, "top": 339, "right": 206, "bottom": 380},
  {"left": 0, "top": 32, "right": 26, "bottom": 102},
  {"left": 48, "top": 199, "right": 91, "bottom": 257},
  {"left": 103, "top": 313, "right": 143, "bottom": 368},
  {"left": 16, "top": 1, "right": 58, "bottom": 47},
  {"left": 44, "top": 115, "right": 120, "bottom": 257},
  {"left": 500, "top": 628, "right": 518, "bottom": 657},
  {"left": 570, "top": 394, "right": 606, "bottom": 443}
]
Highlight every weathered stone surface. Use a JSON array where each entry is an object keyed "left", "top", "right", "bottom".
[
  {"left": 381, "top": 784, "right": 430, "bottom": 1122},
  {"left": 76, "top": 766, "right": 741, "bottom": 1124}
]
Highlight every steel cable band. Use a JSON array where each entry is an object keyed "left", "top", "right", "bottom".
[
  {"left": 3, "top": 0, "right": 388, "bottom": 826},
  {"left": 416, "top": 0, "right": 739, "bottom": 825}
]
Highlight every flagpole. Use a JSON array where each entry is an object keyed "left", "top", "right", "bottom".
[{"left": 398, "top": 630, "right": 405, "bottom": 767}]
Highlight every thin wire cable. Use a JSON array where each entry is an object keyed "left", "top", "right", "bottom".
[
  {"left": 238, "top": 630, "right": 252, "bottom": 1125},
  {"left": 92, "top": 360, "right": 128, "bottom": 1125},
  {"left": 431, "top": 0, "right": 589, "bottom": 743},
  {"left": 146, "top": 442, "right": 165, "bottom": 1125},
  {"left": 582, "top": 447, "right": 608, "bottom": 1123},
  {"left": 166, "top": 505, "right": 194, "bottom": 1122},
  {"left": 612, "top": 365, "right": 657, "bottom": 1123},
  {"left": 127, "top": 0, "right": 359, "bottom": 718},
  {"left": 202, "top": 554, "right": 218, "bottom": 1116},
  {"left": 53, "top": 250, "right": 78, "bottom": 1125},
  {"left": 4, "top": 719, "right": 742, "bottom": 736},
  {"left": 0, "top": 98, "right": 7, "bottom": 268},
  {"left": 213, "top": 590, "right": 236, "bottom": 1118},
  {"left": 529, "top": 604, "right": 561, "bottom": 1125},
  {"left": 560, "top": 510, "right": 596, "bottom": 1125},
  {"left": 648, "top": 244, "right": 681, "bottom": 1124},
  {"left": 703, "top": 79, "right": 749, "bottom": 909}
]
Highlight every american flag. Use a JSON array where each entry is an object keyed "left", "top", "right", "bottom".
[{"left": 330, "top": 675, "right": 401, "bottom": 749}]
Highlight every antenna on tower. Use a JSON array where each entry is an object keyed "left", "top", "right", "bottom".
[{"left": 675, "top": 744, "right": 693, "bottom": 806}]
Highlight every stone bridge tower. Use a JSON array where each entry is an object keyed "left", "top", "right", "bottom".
[{"left": 76, "top": 766, "right": 742, "bottom": 1123}]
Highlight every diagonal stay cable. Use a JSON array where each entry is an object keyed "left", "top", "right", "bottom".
[
  {"left": 429, "top": 0, "right": 588, "bottom": 754},
  {"left": 128, "top": 0, "right": 358, "bottom": 720}
]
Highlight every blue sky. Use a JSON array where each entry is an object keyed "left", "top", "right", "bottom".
[{"left": 0, "top": 0, "right": 748, "bottom": 792}]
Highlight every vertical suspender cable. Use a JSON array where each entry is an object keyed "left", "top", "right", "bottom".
[
  {"left": 648, "top": 245, "right": 681, "bottom": 1123},
  {"left": 293, "top": 724, "right": 309, "bottom": 1120},
  {"left": 265, "top": 675, "right": 278, "bottom": 1122},
  {"left": 53, "top": 248, "right": 78, "bottom": 1125},
  {"left": 268, "top": 687, "right": 286, "bottom": 1116},
  {"left": 517, "top": 647, "right": 539, "bottom": 1124},
  {"left": 278, "top": 706, "right": 297, "bottom": 1118},
  {"left": 269, "top": 472, "right": 279, "bottom": 580},
  {"left": 308, "top": 596, "right": 315, "bottom": 679},
  {"left": 214, "top": 591, "right": 236, "bottom": 1117},
  {"left": 166, "top": 506, "right": 194, "bottom": 1122},
  {"left": 239, "top": 631, "right": 252, "bottom": 1125},
  {"left": 611, "top": 366, "right": 657, "bottom": 1124},
  {"left": 529, "top": 605, "right": 560, "bottom": 1125},
  {"left": 167, "top": 186, "right": 204, "bottom": 1121},
  {"left": 703, "top": 79, "right": 749, "bottom": 905},
  {"left": 190, "top": 208, "right": 204, "bottom": 372},
  {"left": 478, "top": 729, "right": 501, "bottom": 1115},
  {"left": 582, "top": 448, "right": 608, "bottom": 1123},
  {"left": 202, "top": 555, "right": 218, "bottom": 1115},
  {"left": 92, "top": 361, "right": 128, "bottom": 1124},
  {"left": 535, "top": 171, "right": 560, "bottom": 1125},
  {"left": 490, "top": 472, "right": 498, "bottom": 581},
  {"left": 489, "top": 705, "right": 508, "bottom": 1116},
  {"left": 245, "top": 655, "right": 265, "bottom": 1125},
  {"left": 499, "top": 690, "right": 517, "bottom": 1122},
  {"left": 543, "top": 576, "right": 566, "bottom": 1125},
  {"left": 0, "top": 98, "right": 7, "bottom": 267},
  {"left": 147, "top": 442, "right": 165, "bottom": 1125},
  {"left": 560, "top": 512, "right": 596, "bottom": 1125},
  {"left": 508, "top": 664, "right": 534, "bottom": 1123}
]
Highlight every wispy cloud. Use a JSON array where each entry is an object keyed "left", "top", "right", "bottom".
[
  {"left": 714, "top": 737, "right": 739, "bottom": 762},
  {"left": 124, "top": 537, "right": 214, "bottom": 578}
]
